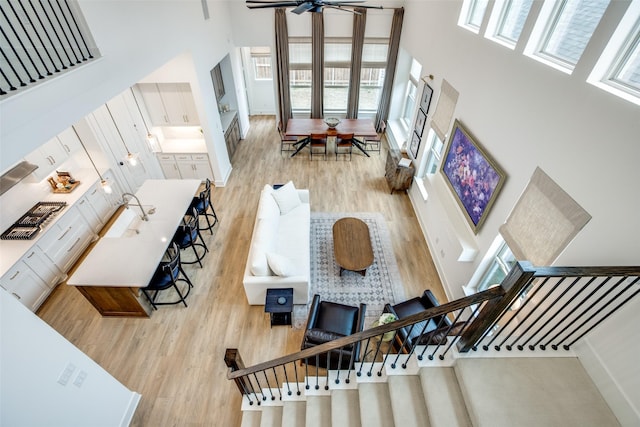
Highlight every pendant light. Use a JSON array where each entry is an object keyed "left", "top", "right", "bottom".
[
  {"left": 131, "top": 88, "right": 160, "bottom": 152},
  {"left": 105, "top": 103, "right": 139, "bottom": 166},
  {"left": 73, "top": 127, "right": 113, "bottom": 194}
]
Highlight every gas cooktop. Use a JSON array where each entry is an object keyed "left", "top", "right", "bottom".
[{"left": 1, "top": 201, "right": 67, "bottom": 240}]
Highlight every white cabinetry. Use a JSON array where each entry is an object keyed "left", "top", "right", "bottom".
[
  {"left": 37, "top": 206, "right": 94, "bottom": 273},
  {"left": 24, "top": 137, "right": 70, "bottom": 180},
  {"left": 157, "top": 153, "right": 212, "bottom": 181},
  {"left": 157, "top": 154, "right": 182, "bottom": 179},
  {"left": 56, "top": 127, "right": 82, "bottom": 156},
  {"left": 77, "top": 186, "right": 113, "bottom": 233},
  {"left": 0, "top": 263, "right": 50, "bottom": 311},
  {"left": 23, "top": 246, "right": 64, "bottom": 288},
  {"left": 137, "top": 83, "right": 199, "bottom": 126}
]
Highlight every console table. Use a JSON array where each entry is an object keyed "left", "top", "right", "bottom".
[{"left": 385, "top": 150, "right": 415, "bottom": 194}]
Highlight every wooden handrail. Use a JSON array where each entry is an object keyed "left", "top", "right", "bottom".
[{"left": 227, "top": 287, "right": 504, "bottom": 380}]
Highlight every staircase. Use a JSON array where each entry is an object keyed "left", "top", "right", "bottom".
[{"left": 240, "top": 353, "right": 620, "bottom": 427}]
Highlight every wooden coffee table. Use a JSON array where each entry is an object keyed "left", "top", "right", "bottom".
[{"left": 333, "top": 217, "right": 374, "bottom": 276}]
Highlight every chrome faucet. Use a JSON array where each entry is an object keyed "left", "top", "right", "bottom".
[{"left": 121, "top": 192, "right": 149, "bottom": 221}]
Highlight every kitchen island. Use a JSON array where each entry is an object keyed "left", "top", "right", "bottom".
[{"left": 67, "top": 179, "right": 201, "bottom": 317}]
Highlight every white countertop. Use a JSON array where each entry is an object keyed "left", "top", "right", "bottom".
[
  {"left": 66, "top": 179, "right": 201, "bottom": 288},
  {"left": 220, "top": 110, "right": 237, "bottom": 133},
  {"left": 159, "top": 139, "right": 207, "bottom": 154}
]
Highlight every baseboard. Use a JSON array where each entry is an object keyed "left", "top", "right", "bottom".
[
  {"left": 574, "top": 339, "right": 640, "bottom": 427},
  {"left": 119, "top": 392, "right": 142, "bottom": 427}
]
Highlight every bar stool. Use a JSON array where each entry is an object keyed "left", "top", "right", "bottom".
[
  {"left": 173, "top": 207, "right": 209, "bottom": 268},
  {"left": 141, "top": 242, "right": 193, "bottom": 310},
  {"left": 189, "top": 178, "right": 218, "bottom": 234}
]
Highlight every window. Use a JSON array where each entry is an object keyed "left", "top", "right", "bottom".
[
  {"left": 422, "top": 129, "right": 445, "bottom": 176},
  {"left": 359, "top": 40, "right": 388, "bottom": 114},
  {"left": 401, "top": 59, "right": 422, "bottom": 128},
  {"left": 289, "top": 39, "right": 312, "bottom": 113},
  {"left": 526, "top": 0, "right": 610, "bottom": 72},
  {"left": 486, "top": 0, "right": 534, "bottom": 48},
  {"left": 324, "top": 40, "right": 352, "bottom": 114},
  {"left": 459, "top": 0, "right": 490, "bottom": 33},
  {"left": 250, "top": 47, "right": 272, "bottom": 80},
  {"left": 476, "top": 241, "right": 517, "bottom": 291},
  {"left": 610, "top": 26, "right": 640, "bottom": 94}
]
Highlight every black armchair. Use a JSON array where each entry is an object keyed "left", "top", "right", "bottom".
[
  {"left": 384, "top": 290, "right": 452, "bottom": 353},
  {"left": 301, "top": 294, "right": 366, "bottom": 370}
]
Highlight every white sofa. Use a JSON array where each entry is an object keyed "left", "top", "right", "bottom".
[{"left": 243, "top": 182, "right": 310, "bottom": 305}]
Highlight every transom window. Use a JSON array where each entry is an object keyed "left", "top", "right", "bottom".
[
  {"left": 324, "top": 40, "right": 352, "bottom": 114},
  {"left": 476, "top": 241, "right": 517, "bottom": 291},
  {"left": 486, "top": 0, "right": 535, "bottom": 47},
  {"left": 401, "top": 59, "right": 422, "bottom": 128},
  {"left": 250, "top": 47, "right": 272, "bottom": 80},
  {"left": 459, "top": 0, "right": 490, "bottom": 33},
  {"left": 422, "top": 129, "right": 445, "bottom": 176},
  {"left": 608, "top": 20, "right": 640, "bottom": 94}
]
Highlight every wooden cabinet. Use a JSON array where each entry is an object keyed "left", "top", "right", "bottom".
[
  {"left": 224, "top": 114, "right": 241, "bottom": 160},
  {"left": 137, "top": 83, "right": 199, "bottom": 126},
  {"left": 212, "top": 64, "right": 225, "bottom": 101},
  {"left": 24, "top": 137, "right": 70, "bottom": 180},
  {"left": 385, "top": 150, "right": 415, "bottom": 194},
  {"left": 157, "top": 153, "right": 213, "bottom": 181},
  {"left": 37, "top": 206, "right": 94, "bottom": 273}
]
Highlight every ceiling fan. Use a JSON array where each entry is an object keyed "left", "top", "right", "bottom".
[{"left": 246, "top": 0, "right": 384, "bottom": 15}]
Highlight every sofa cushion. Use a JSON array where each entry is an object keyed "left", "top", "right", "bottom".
[
  {"left": 266, "top": 252, "right": 294, "bottom": 277},
  {"left": 257, "top": 185, "right": 280, "bottom": 219},
  {"left": 249, "top": 217, "right": 278, "bottom": 276},
  {"left": 305, "top": 328, "right": 346, "bottom": 345},
  {"left": 271, "top": 181, "right": 301, "bottom": 215}
]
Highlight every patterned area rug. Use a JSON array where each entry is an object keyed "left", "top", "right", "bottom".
[{"left": 293, "top": 212, "right": 406, "bottom": 329}]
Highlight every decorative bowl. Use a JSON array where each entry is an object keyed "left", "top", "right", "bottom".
[{"left": 324, "top": 117, "right": 341, "bottom": 128}]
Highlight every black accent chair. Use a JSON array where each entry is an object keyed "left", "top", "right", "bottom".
[
  {"left": 173, "top": 207, "right": 208, "bottom": 268},
  {"left": 384, "top": 289, "right": 452, "bottom": 353},
  {"left": 189, "top": 178, "right": 218, "bottom": 234},
  {"left": 301, "top": 294, "right": 366, "bottom": 370},
  {"left": 142, "top": 242, "right": 193, "bottom": 310}
]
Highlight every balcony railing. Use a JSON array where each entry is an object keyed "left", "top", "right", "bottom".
[{"left": 0, "top": 0, "right": 98, "bottom": 97}]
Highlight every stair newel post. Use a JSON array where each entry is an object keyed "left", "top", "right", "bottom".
[
  {"left": 224, "top": 349, "right": 254, "bottom": 405},
  {"left": 457, "top": 261, "right": 536, "bottom": 353}
]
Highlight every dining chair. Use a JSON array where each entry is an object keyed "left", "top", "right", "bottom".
[
  {"left": 363, "top": 121, "right": 385, "bottom": 154},
  {"left": 278, "top": 121, "right": 300, "bottom": 156},
  {"left": 142, "top": 242, "right": 193, "bottom": 310},
  {"left": 335, "top": 132, "right": 354, "bottom": 161},
  {"left": 189, "top": 178, "right": 218, "bottom": 234},
  {"left": 309, "top": 132, "right": 327, "bottom": 161},
  {"left": 173, "top": 207, "right": 209, "bottom": 268}
]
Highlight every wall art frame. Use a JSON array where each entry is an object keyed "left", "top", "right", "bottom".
[
  {"left": 414, "top": 108, "right": 427, "bottom": 137},
  {"left": 409, "top": 131, "right": 421, "bottom": 160},
  {"left": 440, "top": 119, "right": 506, "bottom": 234},
  {"left": 420, "top": 82, "right": 434, "bottom": 115}
]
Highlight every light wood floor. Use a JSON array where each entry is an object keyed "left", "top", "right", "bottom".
[{"left": 36, "top": 115, "right": 445, "bottom": 426}]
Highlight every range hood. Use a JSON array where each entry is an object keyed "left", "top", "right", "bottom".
[{"left": 0, "top": 161, "right": 39, "bottom": 196}]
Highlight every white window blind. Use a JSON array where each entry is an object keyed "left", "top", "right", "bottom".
[
  {"left": 499, "top": 167, "right": 592, "bottom": 266},
  {"left": 431, "top": 79, "right": 459, "bottom": 141}
]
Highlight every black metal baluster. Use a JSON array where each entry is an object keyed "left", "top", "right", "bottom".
[
  {"left": 512, "top": 277, "right": 575, "bottom": 351},
  {"left": 530, "top": 277, "right": 597, "bottom": 350},
  {"left": 325, "top": 351, "right": 330, "bottom": 390},
  {"left": 54, "top": 0, "right": 85, "bottom": 62},
  {"left": 314, "top": 355, "right": 319, "bottom": 390},
  {"left": 27, "top": 0, "right": 65, "bottom": 70},
  {"left": 293, "top": 360, "right": 301, "bottom": 395},
  {"left": 549, "top": 276, "right": 625, "bottom": 350},
  {"left": 252, "top": 373, "right": 265, "bottom": 403},
  {"left": 283, "top": 364, "right": 292, "bottom": 396},
  {"left": 16, "top": 0, "right": 58, "bottom": 73},
  {"left": 5, "top": 1, "right": 50, "bottom": 77},
  {"left": 47, "top": 0, "right": 80, "bottom": 64},
  {"left": 391, "top": 323, "right": 416, "bottom": 368},
  {"left": 492, "top": 277, "right": 549, "bottom": 351},
  {"left": 262, "top": 370, "right": 274, "bottom": 401},
  {"left": 1, "top": 67, "right": 17, "bottom": 91},
  {"left": 427, "top": 315, "right": 454, "bottom": 361},
  {"left": 379, "top": 331, "right": 397, "bottom": 375},
  {"left": 0, "top": 47, "right": 27, "bottom": 87},
  {"left": 345, "top": 345, "right": 356, "bottom": 384},
  {"left": 357, "top": 337, "right": 372, "bottom": 377},
  {"left": 40, "top": 0, "right": 73, "bottom": 68},
  {"left": 61, "top": 0, "right": 92, "bottom": 59},
  {"left": 0, "top": 26, "right": 36, "bottom": 83},
  {"left": 434, "top": 308, "right": 467, "bottom": 361},
  {"left": 558, "top": 277, "right": 639, "bottom": 350},
  {"left": 441, "top": 305, "right": 481, "bottom": 358},
  {"left": 304, "top": 358, "right": 310, "bottom": 390},
  {"left": 565, "top": 282, "right": 640, "bottom": 349},
  {"left": 271, "top": 367, "right": 280, "bottom": 400},
  {"left": 238, "top": 375, "right": 254, "bottom": 406},
  {"left": 335, "top": 348, "right": 343, "bottom": 384},
  {"left": 0, "top": 5, "right": 42, "bottom": 80}
]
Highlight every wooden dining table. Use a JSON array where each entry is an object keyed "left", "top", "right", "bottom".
[{"left": 285, "top": 118, "right": 378, "bottom": 158}]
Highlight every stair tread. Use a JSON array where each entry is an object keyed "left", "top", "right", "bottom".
[
  {"left": 260, "top": 406, "right": 282, "bottom": 427},
  {"left": 455, "top": 357, "right": 620, "bottom": 427},
  {"left": 358, "top": 382, "right": 395, "bottom": 427},
  {"left": 306, "top": 395, "right": 331, "bottom": 427},
  {"left": 282, "top": 401, "right": 306, "bottom": 427},
  {"left": 241, "top": 410, "right": 261, "bottom": 427},
  {"left": 419, "top": 367, "right": 471, "bottom": 427},
  {"left": 331, "top": 389, "right": 361, "bottom": 427},
  {"left": 387, "top": 375, "right": 429, "bottom": 427}
]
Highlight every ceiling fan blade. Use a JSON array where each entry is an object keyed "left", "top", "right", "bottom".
[
  {"left": 291, "top": 2, "right": 315, "bottom": 14},
  {"left": 247, "top": 2, "right": 300, "bottom": 9}
]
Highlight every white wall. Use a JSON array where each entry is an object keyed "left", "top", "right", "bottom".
[
  {"left": 400, "top": 1, "right": 640, "bottom": 423},
  {"left": 0, "top": 290, "right": 140, "bottom": 426}
]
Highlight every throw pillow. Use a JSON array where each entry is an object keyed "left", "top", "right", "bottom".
[
  {"left": 266, "top": 252, "right": 294, "bottom": 277},
  {"left": 271, "top": 181, "right": 301, "bottom": 215}
]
